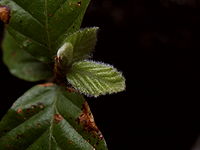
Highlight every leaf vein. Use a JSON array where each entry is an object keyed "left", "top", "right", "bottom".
[
  {"left": 51, "top": 0, "right": 68, "bottom": 17},
  {"left": 44, "top": 0, "right": 52, "bottom": 53},
  {"left": 12, "top": 0, "right": 44, "bottom": 26},
  {"left": 8, "top": 26, "right": 48, "bottom": 49}
]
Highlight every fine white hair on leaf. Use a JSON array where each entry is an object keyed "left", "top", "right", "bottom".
[
  {"left": 57, "top": 42, "right": 73, "bottom": 65},
  {"left": 67, "top": 59, "right": 126, "bottom": 97}
]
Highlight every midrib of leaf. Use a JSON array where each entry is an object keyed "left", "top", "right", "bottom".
[
  {"left": 2, "top": 87, "right": 95, "bottom": 150},
  {"left": 54, "top": 1, "right": 89, "bottom": 49},
  {"left": 55, "top": 12, "right": 80, "bottom": 45},
  {"left": 47, "top": 89, "right": 95, "bottom": 150},
  {"left": 48, "top": 91, "right": 59, "bottom": 150},
  {"left": 50, "top": 0, "right": 68, "bottom": 18},
  {"left": 25, "top": 129, "right": 50, "bottom": 150},
  {"left": 11, "top": 0, "right": 44, "bottom": 26},
  {"left": 44, "top": 0, "right": 52, "bottom": 54},
  {"left": 7, "top": 0, "right": 48, "bottom": 48},
  {"left": 4, "top": 0, "right": 88, "bottom": 58},
  {"left": 70, "top": 68, "right": 122, "bottom": 90},
  {"left": 7, "top": 26, "right": 49, "bottom": 49},
  {"left": 51, "top": 135, "right": 61, "bottom": 150}
]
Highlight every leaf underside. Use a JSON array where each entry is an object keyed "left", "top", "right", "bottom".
[
  {"left": 0, "top": 84, "right": 108, "bottom": 150},
  {"left": 67, "top": 60, "right": 126, "bottom": 97}
]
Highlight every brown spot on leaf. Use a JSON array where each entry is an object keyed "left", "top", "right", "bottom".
[
  {"left": 11, "top": 51, "right": 16, "bottom": 57},
  {"left": 68, "top": 140, "right": 73, "bottom": 144},
  {"left": 69, "top": 1, "right": 82, "bottom": 7},
  {"left": 77, "top": 1, "right": 82, "bottom": 6},
  {"left": 38, "top": 83, "right": 54, "bottom": 87},
  {"left": 26, "top": 108, "right": 32, "bottom": 113},
  {"left": 16, "top": 134, "right": 23, "bottom": 139},
  {"left": 66, "top": 87, "right": 77, "bottom": 93},
  {"left": 31, "top": 105, "right": 37, "bottom": 109},
  {"left": 78, "top": 101, "right": 103, "bottom": 140},
  {"left": 0, "top": 6, "right": 10, "bottom": 24},
  {"left": 54, "top": 114, "right": 63, "bottom": 123},
  {"left": 37, "top": 102, "right": 45, "bottom": 109},
  {"left": 36, "top": 123, "right": 41, "bottom": 128},
  {"left": 17, "top": 108, "right": 22, "bottom": 114}
]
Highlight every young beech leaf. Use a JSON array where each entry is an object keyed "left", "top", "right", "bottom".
[
  {"left": 67, "top": 60, "right": 126, "bottom": 97},
  {"left": 0, "top": 0, "right": 90, "bottom": 62},
  {"left": 57, "top": 42, "right": 74, "bottom": 66},
  {"left": 64, "top": 27, "right": 99, "bottom": 63},
  {"left": 0, "top": 84, "right": 108, "bottom": 150},
  {"left": 3, "top": 32, "right": 53, "bottom": 82}
]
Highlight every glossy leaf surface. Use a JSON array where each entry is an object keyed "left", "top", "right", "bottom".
[{"left": 0, "top": 0, "right": 90, "bottom": 62}]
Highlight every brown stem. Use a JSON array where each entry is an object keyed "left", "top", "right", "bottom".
[{"left": 53, "top": 56, "right": 68, "bottom": 86}]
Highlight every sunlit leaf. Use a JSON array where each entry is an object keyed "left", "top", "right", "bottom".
[{"left": 67, "top": 60, "right": 126, "bottom": 97}]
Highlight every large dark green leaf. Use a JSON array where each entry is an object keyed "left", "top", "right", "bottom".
[
  {"left": 0, "top": 84, "right": 108, "bottom": 150},
  {"left": 0, "top": 0, "right": 90, "bottom": 62},
  {"left": 3, "top": 32, "right": 53, "bottom": 82}
]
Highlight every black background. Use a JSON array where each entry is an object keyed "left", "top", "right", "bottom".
[{"left": 1, "top": 0, "right": 200, "bottom": 149}]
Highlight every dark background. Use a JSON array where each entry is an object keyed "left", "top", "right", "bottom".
[{"left": 1, "top": 0, "right": 200, "bottom": 149}]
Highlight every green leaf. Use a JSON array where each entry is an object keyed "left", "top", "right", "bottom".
[
  {"left": 0, "top": 84, "right": 108, "bottom": 150},
  {"left": 67, "top": 60, "right": 126, "bottom": 97},
  {"left": 64, "top": 27, "right": 99, "bottom": 63},
  {"left": 3, "top": 32, "right": 53, "bottom": 82},
  {"left": 0, "top": 0, "right": 90, "bottom": 62}
]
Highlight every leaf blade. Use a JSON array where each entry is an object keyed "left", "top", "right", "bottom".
[
  {"left": 0, "top": 0, "right": 91, "bottom": 62},
  {"left": 64, "top": 27, "right": 99, "bottom": 62},
  {"left": 2, "top": 32, "right": 53, "bottom": 82},
  {"left": 0, "top": 84, "right": 108, "bottom": 150},
  {"left": 67, "top": 60, "right": 126, "bottom": 97}
]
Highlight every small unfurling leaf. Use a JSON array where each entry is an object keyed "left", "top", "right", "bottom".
[
  {"left": 67, "top": 60, "right": 126, "bottom": 97},
  {"left": 64, "top": 27, "right": 99, "bottom": 62},
  {"left": 57, "top": 42, "right": 74, "bottom": 66}
]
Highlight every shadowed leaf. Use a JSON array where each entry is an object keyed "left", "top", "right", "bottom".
[
  {"left": 0, "top": 0, "right": 90, "bottom": 62},
  {"left": 3, "top": 32, "right": 52, "bottom": 82}
]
